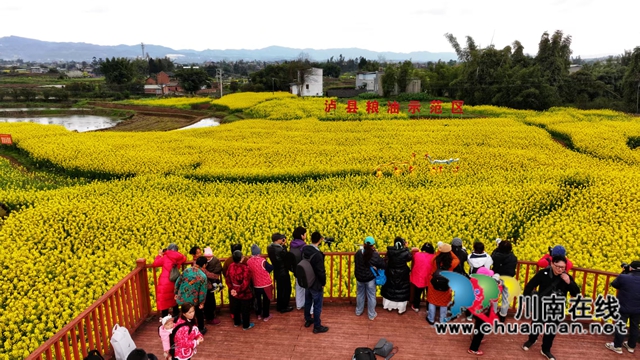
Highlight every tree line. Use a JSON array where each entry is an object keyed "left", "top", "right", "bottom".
[
  {"left": 82, "top": 31, "right": 640, "bottom": 113},
  {"left": 430, "top": 30, "right": 639, "bottom": 112}
]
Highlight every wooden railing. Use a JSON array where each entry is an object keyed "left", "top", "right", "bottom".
[
  {"left": 27, "top": 253, "right": 619, "bottom": 359},
  {"left": 26, "top": 259, "right": 151, "bottom": 360}
]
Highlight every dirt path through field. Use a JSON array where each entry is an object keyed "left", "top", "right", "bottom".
[
  {"left": 89, "top": 102, "right": 217, "bottom": 131},
  {"left": 0, "top": 154, "right": 27, "bottom": 172}
]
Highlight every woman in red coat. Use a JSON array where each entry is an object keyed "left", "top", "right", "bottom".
[
  {"left": 410, "top": 243, "right": 436, "bottom": 312},
  {"left": 427, "top": 243, "right": 459, "bottom": 325},
  {"left": 153, "top": 243, "right": 187, "bottom": 318}
]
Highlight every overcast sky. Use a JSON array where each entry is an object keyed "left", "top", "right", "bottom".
[{"left": 0, "top": 0, "right": 637, "bottom": 59}]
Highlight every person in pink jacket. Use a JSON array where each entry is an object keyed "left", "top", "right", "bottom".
[
  {"left": 152, "top": 243, "right": 187, "bottom": 318},
  {"left": 410, "top": 243, "right": 436, "bottom": 312},
  {"left": 158, "top": 315, "right": 174, "bottom": 360},
  {"left": 173, "top": 303, "right": 204, "bottom": 360}
]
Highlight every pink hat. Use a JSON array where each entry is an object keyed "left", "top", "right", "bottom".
[
  {"left": 204, "top": 247, "right": 213, "bottom": 257},
  {"left": 476, "top": 267, "right": 494, "bottom": 277}
]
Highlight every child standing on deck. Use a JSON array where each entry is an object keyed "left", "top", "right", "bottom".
[{"left": 158, "top": 315, "right": 175, "bottom": 360}]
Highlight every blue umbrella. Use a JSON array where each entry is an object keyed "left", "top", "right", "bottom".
[{"left": 440, "top": 271, "right": 474, "bottom": 322}]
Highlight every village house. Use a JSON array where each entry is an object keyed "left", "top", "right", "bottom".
[
  {"left": 144, "top": 71, "right": 182, "bottom": 95},
  {"left": 355, "top": 70, "right": 421, "bottom": 96},
  {"left": 290, "top": 67, "right": 323, "bottom": 97},
  {"left": 356, "top": 71, "right": 384, "bottom": 96}
]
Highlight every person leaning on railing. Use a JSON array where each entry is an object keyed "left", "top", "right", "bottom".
[
  {"left": 289, "top": 226, "right": 308, "bottom": 311},
  {"left": 605, "top": 260, "right": 640, "bottom": 354},
  {"left": 152, "top": 243, "right": 186, "bottom": 319},
  {"left": 409, "top": 243, "right": 435, "bottom": 313},
  {"left": 491, "top": 239, "right": 518, "bottom": 322},
  {"left": 268, "top": 233, "right": 294, "bottom": 313},
  {"left": 201, "top": 247, "right": 222, "bottom": 326},
  {"left": 381, "top": 237, "right": 414, "bottom": 315},
  {"left": 354, "top": 236, "right": 386, "bottom": 320}
]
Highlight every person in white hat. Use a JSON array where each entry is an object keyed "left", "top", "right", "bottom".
[
  {"left": 158, "top": 315, "right": 174, "bottom": 360},
  {"left": 201, "top": 247, "right": 222, "bottom": 325}
]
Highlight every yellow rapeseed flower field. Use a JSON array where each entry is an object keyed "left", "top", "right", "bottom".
[
  {"left": 119, "top": 97, "right": 212, "bottom": 110},
  {"left": 211, "top": 91, "right": 296, "bottom": 110},
  {"left": 0, "top": 99, "right": 639, "bottom": 357}
]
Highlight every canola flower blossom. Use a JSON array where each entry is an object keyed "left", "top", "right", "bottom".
[
  {"left": 0, "top": 102, "right": 640, "bottom": 357},
  {"left": 211, "top": 91, "right": 296, "bottom": 111},
  {"left": 119, "top": 97, "right": 212, "bottom": 110}
]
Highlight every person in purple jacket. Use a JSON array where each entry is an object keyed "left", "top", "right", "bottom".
[{"left": 289, "top": 226, "right": 308, "bottom": 310}]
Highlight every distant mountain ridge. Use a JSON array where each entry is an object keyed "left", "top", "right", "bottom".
[{"left": 0, "top": 36, "right": 457, "bottom": 63}]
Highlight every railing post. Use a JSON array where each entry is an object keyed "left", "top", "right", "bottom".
[{"left": 137, "top": 259, "right": 152, "bottom": 318}]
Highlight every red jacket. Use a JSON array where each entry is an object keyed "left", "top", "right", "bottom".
[
  {"left": 227, "top": 262, "right": 253, "bottom": 300},
  {"left": 427, "top": 252, "right": 460, "bottom": 307},
  {"left": 410, "top": 252, "right": 435, "bottom": 288},
  {"left": 537, "top": 254, "right": 573, "bottom": 272},
  {"left": 152, "top": 250, "right": 186, "bottom": 311},
  {"left": 173, "top": 318, "right": 203, "bottom": 359}
]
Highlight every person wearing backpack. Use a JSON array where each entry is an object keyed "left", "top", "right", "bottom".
[
  {"left": 152, "top": 243, "right": 186, "bottom": 319},
  {"left": 410, "top": 243, "right": 435, "bottom": 312},
  {"left": 427, "top": 243, "right": 460, "bottom": 325},
  {"left": 289, "top": 227, "right": 308, "bottom": 311},
  {"left": 268, "top": 233, "right": 294, "bottom": 313},
  {"left": 302, "top": 231, "right": 329, "bottom": 333},
  {"left": 381, "top": 237, "right": 414, "bottom": 314},
  {"left": 172, "top": 303, "right": 204, "bottom": 360},
  {"left": 354, "top": 236, "right": 386, "bottom": 320}
]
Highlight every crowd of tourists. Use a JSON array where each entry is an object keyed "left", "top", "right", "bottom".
[{"left": 125, "top": 228, "right": 639, "bottom": 360}]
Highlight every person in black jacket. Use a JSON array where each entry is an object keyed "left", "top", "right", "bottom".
[
  {"left": 522, "top": 255, "right": 580, "bottom": 360},
  {"left": 302, "top": 231, "right": 328, "bottom": 333},
  {"left": 354, "top": 236, "right": 386, "bottom": 320},
  {"left": 381, "top": 237, "right": 414, "bottom": 314},
  {"left": 605, "top": 260, "right": 640, "bottom": 354},
  {"left": 451, "top": 237, "right": 468, "bottom": 275},
  {"left": 492, "top": 239, "right": 518, "bottom": 321},
  {"left": 491, "top": 239, "right": 517, "bottom": 277},
  {"left": 267, "top": 233, "right": 293, "bottom": 313}
]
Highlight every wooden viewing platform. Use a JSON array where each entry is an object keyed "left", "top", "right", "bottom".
[
  {"left": 27, "top": 255, "right": 623, "bottom": 360},
  {"left": 131, "top": 303, "right": 613, "bottom": 359}
]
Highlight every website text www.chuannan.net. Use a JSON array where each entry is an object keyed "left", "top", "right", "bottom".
[{"left": 434, "top": 321, "right": 626, "bottom": 336}]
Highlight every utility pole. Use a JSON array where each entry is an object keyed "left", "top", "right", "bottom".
[
  {"left": 141, "top": 43, "right": 145, "bottom": 59},
  {"left": 216, "top": 69, "right": 223, "bottom": 97},
  {"left": 272, "top": 78, "right": 275, "bottom": 94}
]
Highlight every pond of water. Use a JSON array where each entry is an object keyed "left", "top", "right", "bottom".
[
  {"left": 0, "top": 115, "right": 119, "bottom": 132},
  {"left": 176, "top": 118, "right": 220, "bottom": 130},
  {"left": 0, "top": 108, "right": 89, "bottom": 112}
]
